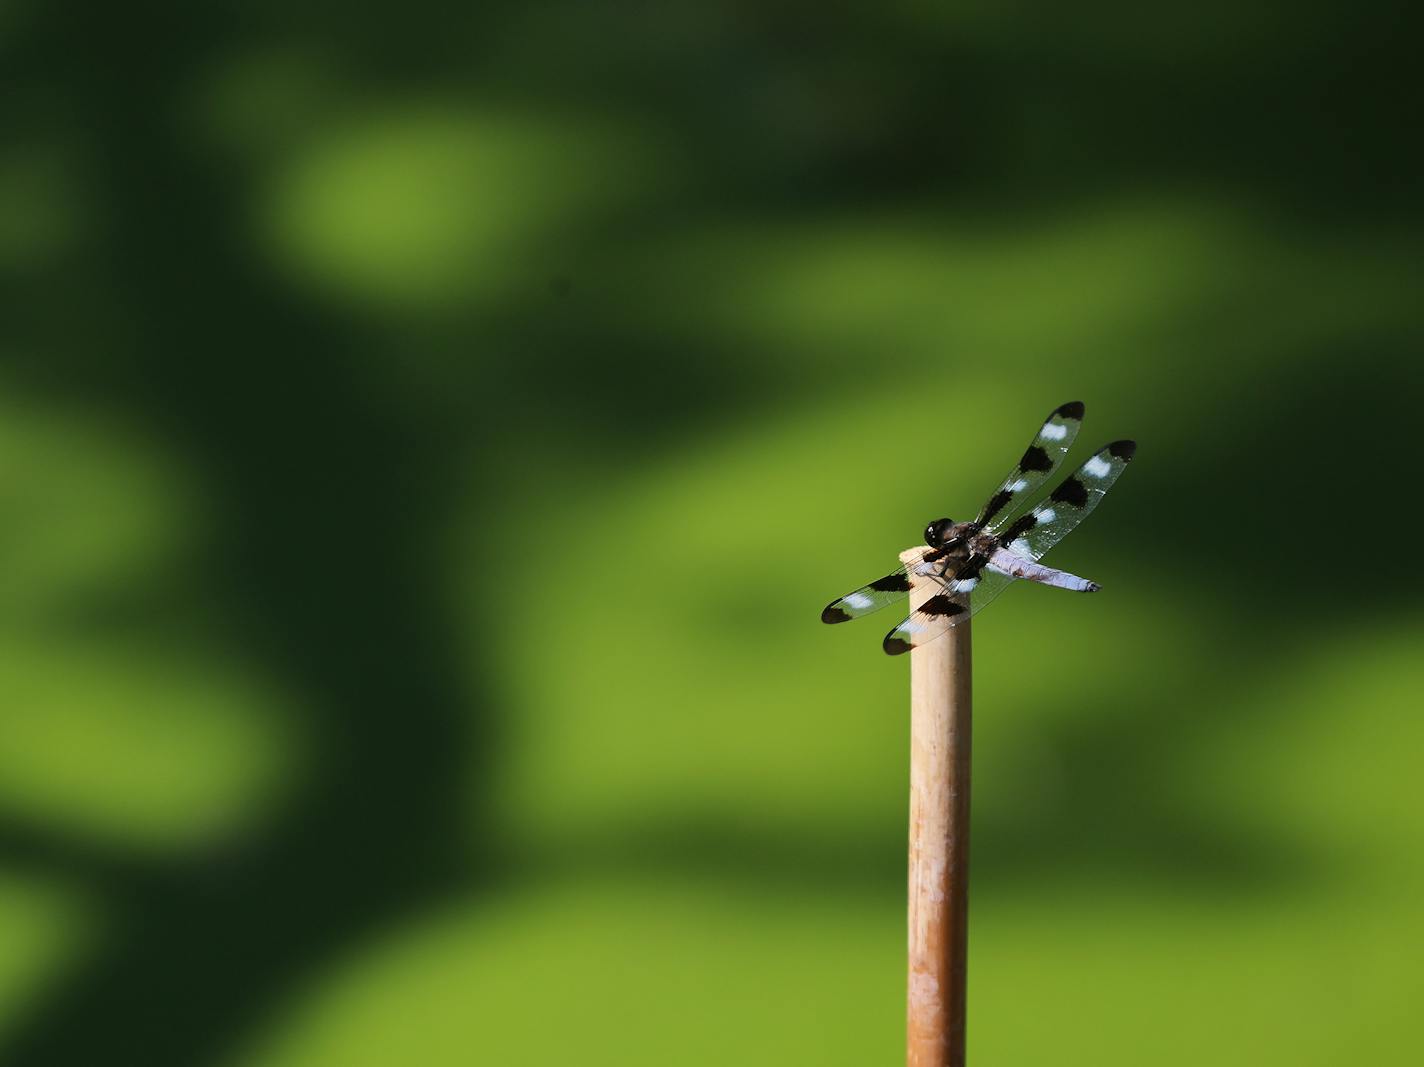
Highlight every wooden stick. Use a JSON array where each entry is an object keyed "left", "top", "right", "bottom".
[{"left": 901, "top": 546, "right": 973, "bottom": 1067}]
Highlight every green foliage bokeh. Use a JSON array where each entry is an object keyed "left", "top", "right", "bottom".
[{"left": 0, "top": 3, "right": 1421, "bottom": 1064}]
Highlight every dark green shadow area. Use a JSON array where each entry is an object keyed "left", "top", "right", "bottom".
[{"left": 0, "top": 1, "right": 1420, "bottom": 1064}]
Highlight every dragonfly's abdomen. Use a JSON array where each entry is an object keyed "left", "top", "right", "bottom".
[{"left": 987, "top": 546, "right": 1099, "bottom": 592}]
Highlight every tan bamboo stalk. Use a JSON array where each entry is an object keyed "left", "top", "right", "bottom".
[{"left": 901, "top": 546, "right": 973, "bottom": 1067}]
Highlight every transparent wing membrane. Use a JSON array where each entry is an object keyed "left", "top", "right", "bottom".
[
  {"left": 880, "top": 552, "right": 1019, "bottom": 655},
  {"left": 820, "top": 547, "right": 939, "bottom": 624},
  {"left": 996, "top": 440, "right": 1137, "bottom": 562},
  {"left": 977, "top": 401, "right": 1085, "bottom": 531}
]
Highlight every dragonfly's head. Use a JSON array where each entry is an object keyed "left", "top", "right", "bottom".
[
  {"left": 925, "top": 517, "right": 980, "bottom": 550},
  {"left": 924, "top": 518, "right": 957, "bottom": 548}
]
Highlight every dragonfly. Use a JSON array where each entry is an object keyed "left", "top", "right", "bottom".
[{"left": 821, "top": 401, "right": 1136, "bottom": 654}]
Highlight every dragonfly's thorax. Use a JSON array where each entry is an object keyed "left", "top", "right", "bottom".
[{"left": 968, "top": 530, "right": 1001, "bottom": 556}]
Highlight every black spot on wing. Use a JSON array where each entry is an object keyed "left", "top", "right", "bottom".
[
  {"left": 1108, "top": 439, "right": 1137, "bottom": 460},
  {"left": 1002, "top": 514, "right": 1037, "bottom": 542},
  {"left": 870, "top": 572, "right": 912, "bottom": 592},
  {"left": 959, "top": 554, "right": 988, "bottom": 581},
  {"left": 1050, "top": 477, "right": 1089, "bottom": 507},
  {"left": 1055, "top": 400, "right": 1085, "bottom": 420},
  {"left": 1020, "top": 445, "right": 1052, "bottom": 472},
  {"left": 920, "top": 594, "right": 965, "bottom": 617},
  {"left": 979, "top": 489, "right": 1014, "bottom": 523},
  {"left": 883, "top": 636, "right": 913, "bottom": 656},
  {"left": 821, "top": 604, "right": 851, "bottom": 624}
]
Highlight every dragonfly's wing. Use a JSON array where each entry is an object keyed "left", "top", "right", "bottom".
[
  {"left": 978, "top": 401, "right": 1085, "bottom": 531},
  {"left": 881, "top": 552, "right": 1020, "bottom": 655},
  {"left": 821, "top": 547, "right": 939, "bottom": 624},
  {"left": 826, "top": 414, "right": 1133, "bottom": 655},
  {"left": 996, "top": 440, "right": 1137, "bottom": 562},
  {"left": 883, "top": 439, "right": 1135, "bottom": 654}
]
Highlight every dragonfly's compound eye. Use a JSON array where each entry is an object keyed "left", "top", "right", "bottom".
[{"left": 925, "top": 518, "right": 954, "bottom": 547}]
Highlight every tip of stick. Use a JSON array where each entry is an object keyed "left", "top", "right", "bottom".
[{"left": 898, "top": 544, "right": 931, "bottom": 566}]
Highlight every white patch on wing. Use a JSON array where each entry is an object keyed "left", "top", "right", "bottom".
[
  {"left": 986, "top": 564, "right": 1013, "bottom": 577},
  {"left": 1039, "top": 422, "right": 1068, "bottom": 441},
  {"left": 899, "top": 621, "right": 926, "bottom": 635},
  {"left": 1009, "top": 538, "right": 1033, "bottom": 557},
  {"left": 844, "top": 592, "right": 874, "bottom": 610},
  {"left": 1084, "top": 455, "right": 1111, "bottom": 478},
  {"left": 1008, "top": 478, "right": 1029, "bottom": 492},
  {"left": 1036, "top": 507, "right": 1057, "bottom": 524},
  {"left": 953, "top": 577, "right": 979, "bottom": 593}
]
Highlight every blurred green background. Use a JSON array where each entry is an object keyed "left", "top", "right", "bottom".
[{"left": 2, "top": 2, "right": 1422, "bottom": 1064}]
